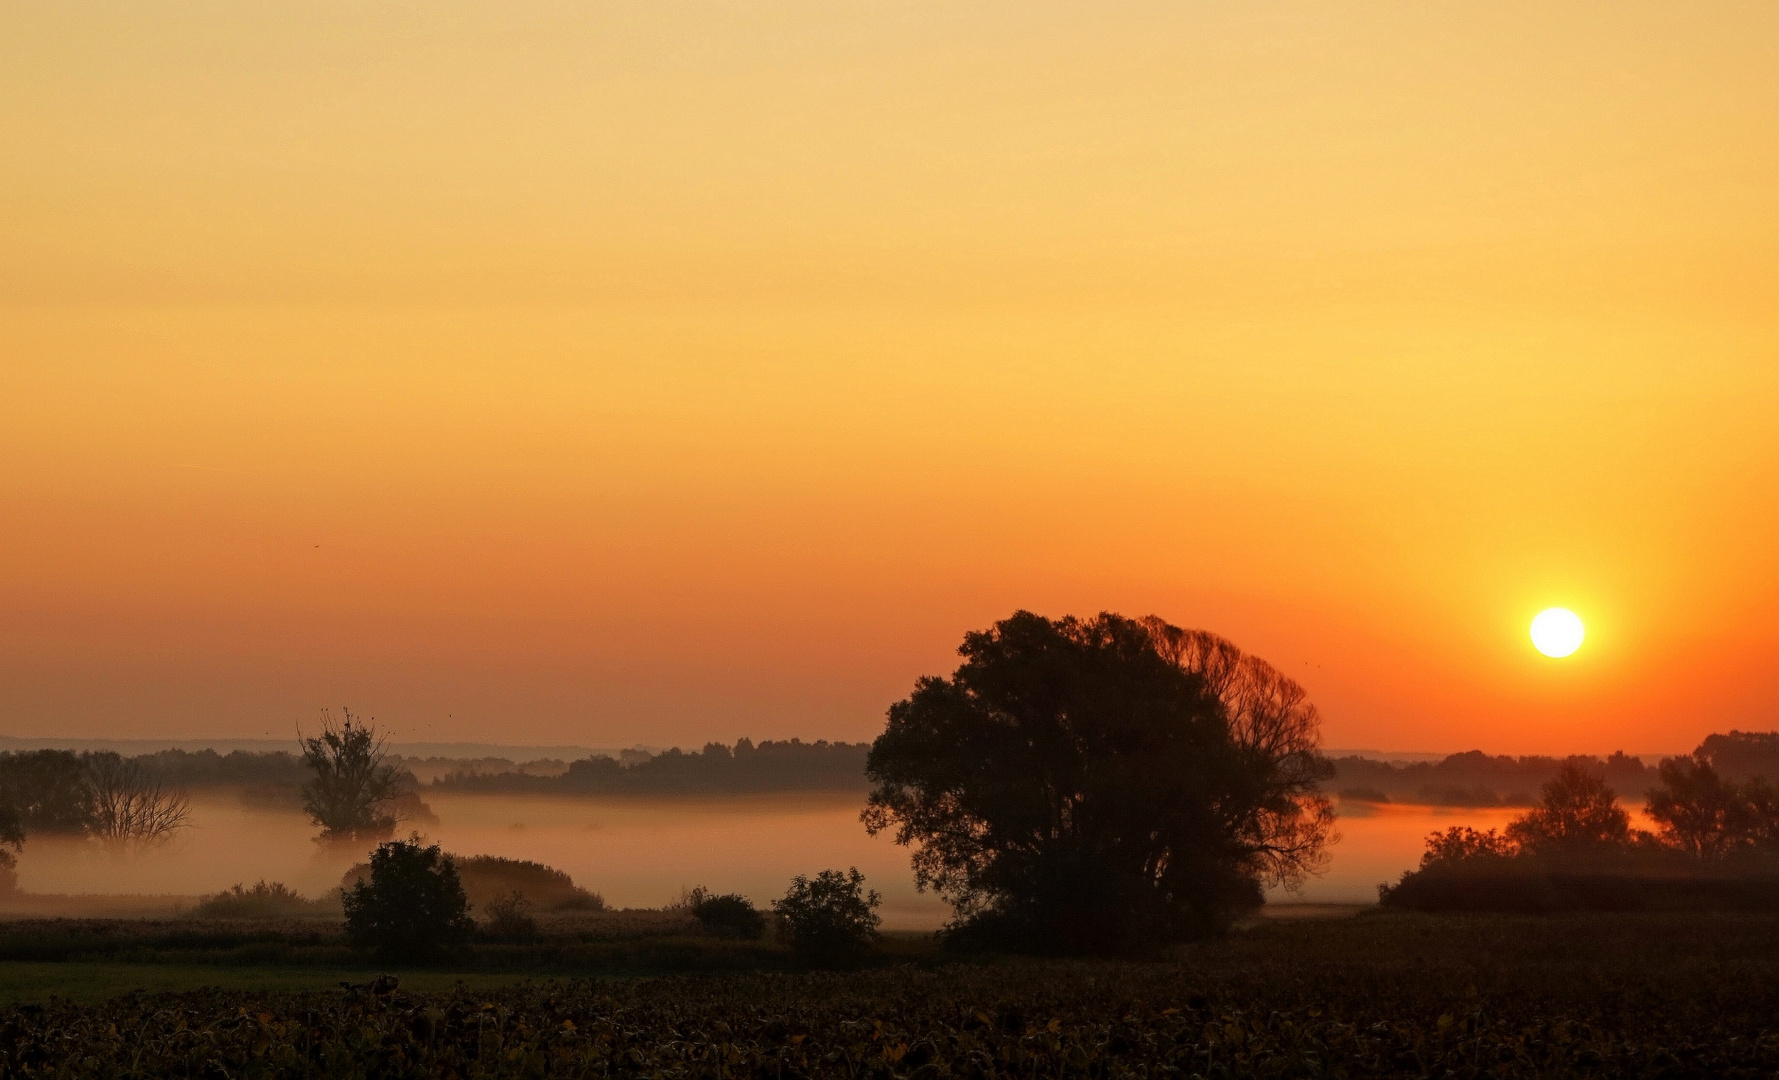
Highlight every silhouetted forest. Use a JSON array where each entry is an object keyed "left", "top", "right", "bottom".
[{"left": 1333, "top": 731, "right": 1779, "bottom": 808}]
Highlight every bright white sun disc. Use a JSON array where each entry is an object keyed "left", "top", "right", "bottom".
[{"left": 1530, "top": 608, "right": 1584, "bottom": 658}]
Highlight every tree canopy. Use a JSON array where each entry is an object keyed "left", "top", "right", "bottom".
[
  {"left": 862, "top": 610, "right": 1333, "bottom": 953},
  {"left": 1504, "top": 762, "right": 1634, "bottom": 851}
]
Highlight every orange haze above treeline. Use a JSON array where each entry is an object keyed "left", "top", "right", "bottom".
[{"left": 2, "top": 3, "right": 1776, "bottom": 754}]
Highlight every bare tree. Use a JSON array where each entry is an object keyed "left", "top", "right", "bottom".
[
  {"left": 300, "top": 709, "right": 403, "bottom": 842},
  {"left": 83, "top": 752, "right": 191, "bottom": 848}
]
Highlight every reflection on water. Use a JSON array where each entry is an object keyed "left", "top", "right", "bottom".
[
  {"left": 10, "top": 794, "right": 1602, "bottom": 926},
  {"left": 1268, "top": 802, "right": 1529, "bottom": 905}
]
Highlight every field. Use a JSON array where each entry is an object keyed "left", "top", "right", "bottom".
[{"left": 1, "top": 912, "right": 1776, "bottom": 1077}]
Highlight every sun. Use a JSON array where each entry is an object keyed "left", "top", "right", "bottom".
[{"left": 1530, "top": 608, "right": 1585, "bottom": 658}]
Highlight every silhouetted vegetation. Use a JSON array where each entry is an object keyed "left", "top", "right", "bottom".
[
  {"left": 192, "top": 881, "right": 339, "bottom": 919},
  {"left": 343, "top": 854, "right": 604, "bottom": 914},
  {"left": 0, "top": 803, "right": 19, "bottom": 894},
  {"left": 83, "top": 751, "right": 191, "bottom": 847},
  {"left": 773, "top": 867, "right": 881, "bottom": 967},
  {"left": 0, "top": 750, "right": 98, "bottom": 834},
  {"left": 1695, "top": 729, "right": 1779, "bottom": 782},
  {"left": 477, "top": 891, "right": 541, "bottom": 943},
  {"left": 129, "top": 747, "right": 310, "bottom": 788},
  {"left": 866, "top": 611, "right": 1333, "bottom": 954},
  {"left": 1329, "top": 748, "right": 1652, "bottom": 806},
  {"left": 433, "top": 738, "right": 871, "bottom": 795},
  {"left": 1337, "top": 786, "right": 1390, "bottom": 804},
  {"left": 342, "top": 837, "right": 475, "bottom": 962},
  {"left": 0, "top": 749, "right": 192, "bottom": 854},
  {"left": 689, "top": 890, "right": 767, "bottom": 940},
  {"left": 300, "top": 709, "right": 410, "bottom": 842},
  {"left": 1382, "top": 753, "right": 1779, "bottom": 912}
]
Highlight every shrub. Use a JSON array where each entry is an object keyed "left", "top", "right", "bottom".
[
  {"left": 692, "top": 892, "right": 767, "bottom": 939},
  {"left": 342, "top": 837, "right": 475, "bottom": 961},
  {"left": 773, "top": 868, "right": 880, "bottom": 966},
  {"left": 193, "top": 881, "right": 338, "bottom": 919},
  {"left": 342, "top": 853, "right": 603, "bottom": 913},
  {"left": 478, "top": 891, "right": 540, "bottom": 943}
]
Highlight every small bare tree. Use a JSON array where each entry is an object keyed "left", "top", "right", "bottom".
[
  {"left": 84, "top": 752, "right": 191, "bottom": 848},
  {"left": 300, "top": 708, "right": 403, "bottom": 842}
]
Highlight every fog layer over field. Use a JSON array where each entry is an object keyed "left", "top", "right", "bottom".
[
  {"left": 9, "top": 791, "right": 951, "bottom": 928},
  {"left": 3, "top": 790, "right": 1616, "bottom": 924}
]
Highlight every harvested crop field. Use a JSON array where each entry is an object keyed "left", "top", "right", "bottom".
[{"left": 1, "top": 912, "right": 1776, "bottom": 1077}]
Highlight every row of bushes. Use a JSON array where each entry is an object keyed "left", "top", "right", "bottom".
[
  {"left": 1381, "top": 751, "right": 1779, "bottom": 912},
  {"left": 185, "top": 841, "right": 884, "bottom": 967},
  {"left": 344, "top": 839, "right": 883, "bottom": 966}
]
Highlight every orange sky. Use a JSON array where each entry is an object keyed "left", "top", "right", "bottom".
[{"left": 3, "top": 2, "right": 1776, "bottom": 755}]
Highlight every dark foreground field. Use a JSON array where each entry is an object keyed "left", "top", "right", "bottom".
[{"left": 2, "top": 912, "right": 1777, "bottom": 1078}]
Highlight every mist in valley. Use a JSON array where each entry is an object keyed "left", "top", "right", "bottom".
[{"left": 2, "top": 783, "right": 1570, "bottom": 924}]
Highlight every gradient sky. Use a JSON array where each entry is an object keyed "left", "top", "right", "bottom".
[{"left": 3, "top": 2, "right": 1776, "bottom": 754}]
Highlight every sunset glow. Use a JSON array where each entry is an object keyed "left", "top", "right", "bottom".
[{"left": 3, "top": 3, "right": 1777, "bottom": 756}]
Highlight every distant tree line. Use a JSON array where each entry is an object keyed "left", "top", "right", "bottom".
[
  {"left": 1381, "top": 730, "right": 1779, "bottom": 912},
  {"left": 432, "top": 738, "right": 873, "bottom": 795},
  {"left": 0, "top": 750, "right": 192, "bottom": 888},
  {"left": 1330, "top": 750, "right": 1655, "bottom": 807},
  {"left": 0, "top": 710, "right": 438, "bottom": 890}
]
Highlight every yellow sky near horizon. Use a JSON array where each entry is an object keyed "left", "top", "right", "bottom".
[{"left": 3, "top": 2, "right": 1777, "bottom": 754}]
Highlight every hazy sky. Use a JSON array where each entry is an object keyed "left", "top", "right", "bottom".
[{"left": 4, "top": 2, "right": 1776, "bottom": 754}]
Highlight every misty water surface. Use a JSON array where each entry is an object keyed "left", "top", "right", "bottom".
[{"left": 9, "top": 795, "right": 1584, "bottom": 927}]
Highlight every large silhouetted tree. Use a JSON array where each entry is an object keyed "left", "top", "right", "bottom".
[{"left": 862, "top": 611, "right": 1334, "bottom": 954}]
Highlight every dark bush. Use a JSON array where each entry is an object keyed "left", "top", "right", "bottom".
[
  {"left": 342, "top": 853, "right": 602, "bottom": 913},
  {"left": 1379, "top": 848, "right": 1779, "bottom": 913},
  {"left": 773, "top": 868, "right": 880, "bottom": 967},
  {"left": 192, "top": 881, "right": 338, "bottom": 919},
  {"left": 692, "top": 892, "right": 767, "bottom": 939},
  {"left": 478, "top": 891, "right": 540, "bottom": 943},
  {"left": 341, "top": 837, "right": 474, "bottom": 961}
]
